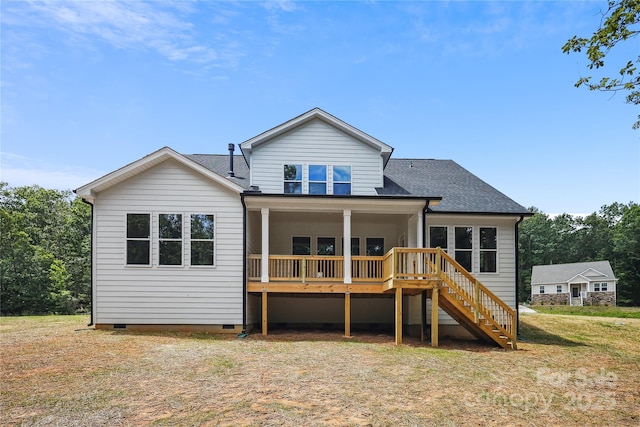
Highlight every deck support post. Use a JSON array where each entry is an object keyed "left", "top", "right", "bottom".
[
  {"left": 395, "top": 287, "right": 403, "bottom": 345},
  {"left": 344, "top": 292, "right": 351, "bottom": 337},
  {"left": 431, "top": 286, "right": 439, "bottom": 347},
  {"left": 261, "top": 290, "right": 268, "bottom": 336},
  {"left": 421, "top": 290, "right": 427, "bottom": 342}
]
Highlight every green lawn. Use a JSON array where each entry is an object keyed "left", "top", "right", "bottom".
[{"left": 529, "top": 305, "right": 640, "bottom": 318}]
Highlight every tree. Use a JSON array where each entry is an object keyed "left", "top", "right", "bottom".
[
  {"left": 562, "top": 0, "right": 640, "bottom": 129},
  {"left": 0, "top": 183, "right": 91, "bottom": 314},
  {"left": 613, "top": 203, "right": 640, "bottom": 305},
  {"left": 518, "top": 208, "right": 554, "bottom": 302}
]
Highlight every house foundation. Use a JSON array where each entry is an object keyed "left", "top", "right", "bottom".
[
  {"left": 585, "top": 291, "right": 616, "bottom": 306},
  {"left": 531, "top": 293, "right": 569, "bottom": 305}
]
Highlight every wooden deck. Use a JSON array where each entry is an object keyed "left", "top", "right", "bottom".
[{"left": 248, "top": 248, "right": 517, "bottom": 349}]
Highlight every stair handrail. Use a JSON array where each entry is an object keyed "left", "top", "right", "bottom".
[{"left": 435, "top": 248, "right": 517, "bottom": 348}]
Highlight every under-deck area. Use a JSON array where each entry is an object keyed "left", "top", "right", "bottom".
[{"left": 248, "top": 248, "right": 517, "bottom": 349}]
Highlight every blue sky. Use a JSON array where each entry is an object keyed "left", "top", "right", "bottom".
[{"left": 1, "top": 0, "right": 638, "bottom": 215}]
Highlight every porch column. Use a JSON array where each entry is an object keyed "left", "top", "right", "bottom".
[
  {"left": 343, "top": 209, "right": 352, "bottom": 284},
  {"left": 417, "top": 209, "right": 424, "bottom": 248},
  {"left": 261, "top": 208, "right": 269, "bottom": 283}
]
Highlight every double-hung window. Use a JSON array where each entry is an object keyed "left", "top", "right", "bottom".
[
  {"left": 309, "top": 165, "right": 327, "bottom": 194},
  {"left": 455, "top": 227, "right": 473, "bottom": 272},
  {"left": 317, "top": 237, "right": 335, "bottom": 255},
  {"left": 284, "top": 164, "right": 302, "bottom": 194},
  {"left": 594, "top": 282, "right": 608, "bottom": 291},
  {"left": 292, "top": 236, "right": 311, "bottom": 255},
  {"left": 429, "top": 226, "right": 448, "bottom": 252},
  {"left": 540, "top": 285, "right": 545, "bottom": 294},
  {"left": 479, "top": 227, "right": 497, "bottom": 273},
  {"left": 159, "top": 214, "right": 182, "bottom": 265},
  {"left": 333, "top": 165, "right": 352, "bottom": 195},
  {"left": 191, "top": 214, "right": 214, "bottom": 266},
  {"left": 557, "top": 285, "right": 563, "bottom": 293},
  {"left": 126, "top": 214, "right": 150, "bottom": 265},
  {"left": 366, "top": 237, "right": 384, "bottom": 256}
]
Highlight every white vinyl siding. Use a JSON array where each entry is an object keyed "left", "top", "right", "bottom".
[
  {"left": 92, "top": 159, "right": 243, "bottom": 325},
  {"left": 421, "top": 215, "right": 518, "bottom": 325},
  {"left": 249, "top": 120, "right": 383, "bottom": 195}
]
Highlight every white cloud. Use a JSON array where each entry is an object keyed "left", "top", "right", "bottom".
[
  {"left": 1, "top": 152, "right": 103, "bottom": 191},
  {"left": 8, "top": 0, "right": 221, "bottom": 66}
]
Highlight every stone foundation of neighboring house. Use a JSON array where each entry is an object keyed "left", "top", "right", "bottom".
[
  {"left": 584, "top": 292, "right": 616, "bottom": 306},
  {"left": 531, "top": 293, "right": 569, "bottom": 305}
]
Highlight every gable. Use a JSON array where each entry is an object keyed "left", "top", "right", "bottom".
[
  {"left": 244, "top": 118, "right": 387, "bottom": 195},
  {"left": 581, "top": 268, "right": 607, "bottom": 278},
  {"left": 76, "top": 147, "right": 244, "bottom": 202},
  {"left": 240, "top": 108, "right": 393, "bottom": 166}
]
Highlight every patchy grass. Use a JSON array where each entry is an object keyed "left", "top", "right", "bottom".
[
  {"left": 530, "top": 305, "right": 640, "bottom": 318},
  {"left": 1, "top": 314, "right": 639, "bottom": 426}
]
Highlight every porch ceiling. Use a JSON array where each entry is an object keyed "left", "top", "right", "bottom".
[{"left": 243, "top": 195, "right": 432, "bottom": 214}]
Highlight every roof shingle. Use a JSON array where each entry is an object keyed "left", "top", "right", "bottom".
[{"left": 185, "top": 154, "right": 530, "bottom": 215}]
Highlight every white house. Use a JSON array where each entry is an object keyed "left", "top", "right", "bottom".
[
  {"left": 531, "top": 261, "right": 617, "bottom": 306},
  {"left": 75, "top": 108, "right": 531, "bottom": 349}
]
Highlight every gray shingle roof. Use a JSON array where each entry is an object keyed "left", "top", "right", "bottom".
[
  {"left": 186, "top": 154, "right": 251, "bottom": 189},
  {"left": 531, "top": 261, "right": 616, "bottom": 285},
  {"left": 184, "top": 154, "right": 530, "bottom": 215},
  {"left": 380, "top": 159, "right": 530, "bottom": 214}
]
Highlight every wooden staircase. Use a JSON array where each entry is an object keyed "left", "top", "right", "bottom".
[{"left": 433, "top": 250, "right": 517, "bottom": 349}]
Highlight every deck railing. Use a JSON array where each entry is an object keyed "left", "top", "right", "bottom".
[
  {"left": 248, "top": 248, "right": 516, "bottom": 347},
  {"left": 248, "top": 254, "right": 387, "bottom": 283}
]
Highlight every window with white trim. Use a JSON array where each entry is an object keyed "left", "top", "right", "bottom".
[
  {"left": 190, "top": 214, "right": 214, "bottom": 266},
  {"left": 309, "top": 165, "right": 327, "bottom": 194},
  {"left": 366, "top": 237, "right": 384, "bottom": 256},
  {"left": 479, "top": 227, "right": 497, "bottom": 273},
  {"left": 292, "top": 236, "right": 311, "bottom": 255},
  {"left": 429, "top": 226, "right": 448, "bottom": 252},
  {"left": 594, "top": 282, "right": 608, "bottom": 292},
  {"left": 159, "top": 214, "right": 182, "bottom": 265},
  {"left": 317, "top": 237, "right": 336, "bottom": 255},
  {"left": 557, "top": 285, "right": 562, "bottom": 293},
  {"left": 333, "top": 165, "right": 352, "bottom": 195},
  {"left": 540, "top": 285, "right": 545, "bottom": 294},
  {"left": 455, "top": 226, "right": 473, "bottom": 272},
  {"left": 284, "top": 164, "right": 302, "bottom": 194},
  {"left": 350, "top": 237, "right": 360, "bottom": 256},
  {"left": 126, "top": 214, "right": 150, "bottom": 265}
]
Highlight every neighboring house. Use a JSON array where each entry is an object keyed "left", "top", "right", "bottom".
[
  {"left": 530, "top": 261, "right": 617, "bottom": 306},
  {"left": 75, "top": 108, "right": 531, "bottom": 349}
]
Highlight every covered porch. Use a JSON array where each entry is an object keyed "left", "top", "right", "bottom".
[{"left": 242, "top": 195, "right": 517, "bottom": 349}]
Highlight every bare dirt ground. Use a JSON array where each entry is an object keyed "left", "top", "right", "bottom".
[{"left": 1, "top": 314, "right": 639, "bottom": 426}]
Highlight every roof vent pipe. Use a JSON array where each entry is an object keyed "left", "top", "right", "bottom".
[{"left": 228, "top": 143, "right": 235, "bottom": 177}]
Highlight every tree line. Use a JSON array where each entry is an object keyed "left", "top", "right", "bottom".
[
  {"left": 519, "top": 202, "right": 640, "bottom": 306},
  {"left": 1, "top": 183, "right": 90, "bottom": 315},
  {"left": 1, "top": 183, "right": 639, "bottom": 314}
]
